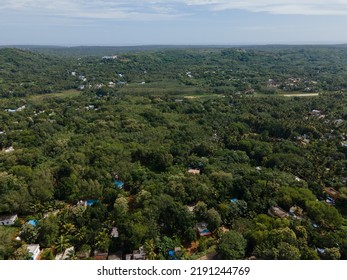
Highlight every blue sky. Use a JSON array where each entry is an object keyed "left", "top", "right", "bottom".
[{"left": 1, "top": 0, "right": 347, "bottom": 46}]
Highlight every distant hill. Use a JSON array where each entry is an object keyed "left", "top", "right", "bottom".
[
  {"left": 2, "top": 44, "right": 347, "bottom": 57},
  {"left": 0, "top": 48, "right": 76, "bottom": 97}
]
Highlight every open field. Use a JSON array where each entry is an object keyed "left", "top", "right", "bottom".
[
  {"left": 28, "top": 89, "right": 81, "bottom": 101},
  {"left": 282, "top": 93, "right": 320, "bottom": 97}
]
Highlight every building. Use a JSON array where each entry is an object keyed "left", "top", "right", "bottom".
[
  {"left": 196, "top": 222, "right": 212, "bottom": 237},
  {"left": 323, "top": 187, "right": 340, "bottom": 200},
  {"left": 188, "top": 168, "right": 200, "bottom": 175},
  {"left": 27, "top": 244, "right": 40, "bottom": 260},
  {"left": 268, "top": 206, "right": 289, "bottom": 219},
  {"left": 0, "top": 214, "right": 18, "bottom": 226},
  {"left": 124, "top": 246, "right": 147, "bottom": 260},
  {"left": 114, "top": 180, "right": 124, "bottom": 189},
  {"left": 132, "top": 246, "right": 146, "bottom": 260}
]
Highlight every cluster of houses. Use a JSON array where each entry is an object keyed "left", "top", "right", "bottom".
[
  {"left": 267, "top": 77, "right": 320, "bottom": 92},
  {"left": 268, "top": 187, "right": 341, "bottom": 222},
  {"left": 4, "top": 105, "right": 26, "bottom": 113},
  {"left": 102, "top": 55, "right": 118, "bottom": 60},
  {"left": 1, "top": 146, "right": 15, "bottom": 153},
  {"left": 268, "top": 205, "right": 305, "bottom": 220},
  {"left": 0, "top": 214, "right": 41, "bottom": 259}
]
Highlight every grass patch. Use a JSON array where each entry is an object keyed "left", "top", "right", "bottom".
[{"left": 28, "top": 89, "right": 81, "bottom": 101}]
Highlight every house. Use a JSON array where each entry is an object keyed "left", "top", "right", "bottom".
[
  {"left": 124, "top": 246, "right": 147, "bottom": 260},
  {"left": 188, "top": 168, "right": 200, "bottom": 175},
  {"left": 27, "top": 244, "right": 40, "bottom": 260},
  {"left": 0, "top": 214, "right": 18, "bottom": 226},
  {"left": 27, "top": 220, "right": 38, "bottom": 227},
  {"left": 294, "top": 176, "right": 302, "bottom": 182},
  {"left": 85, "top": 105, "right": 95, "bottom": 110},
  {"left": 102, "top": 55, "right": 118, "bottom": 60},
  {"left": 114, "top": 180, "right": 124, "bottom": 189},
  {"left": 76, "top": 199, "right": 99, "bottom": 207},
  {"left": 86, "top": 199, "right": 99, "bottom": 206},
  {"left": 325, "top": 197, "right": 335, "bottom": 206},
  {"left": 5, "top": 109, "right": 17, "bottom": 113},
  {"left": 323, "top": 187, "right": 340, "bottom": 200},
  {"left": 4, "top": 146, "right": 15, "bottom": 153},
  {"left": 196, "top": 222, "right": 212, "bottom": 237},
  {"left": 186, "top": 72, "right": 193, "bottom": 78},
  {"left": 310, "top": 109, "right": 322, "bottom": 116},
  {"left": 16, "top": 105, "right": 26, "bottom": 112},
  {"left": 268, "top": 206, "right": 289, "bottom": 219},
  {"left": 132, "top": 246, "right": 146, "bottom": 260},
  {"left": 317, "top": 248, "right": 326, "bottom": 255}
]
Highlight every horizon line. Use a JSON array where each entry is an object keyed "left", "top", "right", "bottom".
[{"left": 1, "top": 42, "right": 347, "bottom": 48}]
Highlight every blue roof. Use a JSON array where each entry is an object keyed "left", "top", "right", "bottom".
[
  {"left": 114, "top": 180, "right": 124, "bottom": 188},
  {"left": 27, "top": 220, "right": 38, "bottom": 227},
  {"left": 86, "top": 199, "right": 99, "bottom": 206}
]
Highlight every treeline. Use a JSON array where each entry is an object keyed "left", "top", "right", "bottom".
[{"left": 2, "top": 46, "right": 347, "bottom": 98}]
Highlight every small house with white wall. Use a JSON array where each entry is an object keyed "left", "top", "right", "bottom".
[
  {"left": 0, "top": 214, "right": 18, "bottom": 225},
  {"left": 27, "top": 244, "right": 40, "bottom": 260}
]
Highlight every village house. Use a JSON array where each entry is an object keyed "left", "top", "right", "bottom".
[
  {"left": 27, "top": 244, "right": 40, "bottom": 260},
  {"left": 4, "top": 146, "right": 15, "bottom": 153},
  {"left": 125, "top": 246, "right": 147, "bottom": 260},
  {"left": 0, "top": 214, "right": 18, "bottom": 225},
  {"left": 133, "top": 246, "right": 146, "bottom": 260},
  {"left": 196, "top": 222, "right": 212, "bottom": 237},
  {"left": 268, "top": 206, "right": 289, "bottom": 219},
  {"left": 310, "top": 109, "right": 322, "bottom": 116},
  {"left": 323, "top": 187, "right": 340, "bottom": 200},
  {"left": 188, "top": 168, "right": 200, "bottom": 175}
]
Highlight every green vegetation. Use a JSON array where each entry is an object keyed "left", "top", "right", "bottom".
[{"left": 0, "top": 46, "right": 346, "bottom": 260}]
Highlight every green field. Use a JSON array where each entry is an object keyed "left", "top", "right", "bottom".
[{"left": 28, "top": 89, "right": 81, "bottom": 101}]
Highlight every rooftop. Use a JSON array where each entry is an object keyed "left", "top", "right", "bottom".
[{"left": 268, "top": 206, "right": 289, "bottom": 219}]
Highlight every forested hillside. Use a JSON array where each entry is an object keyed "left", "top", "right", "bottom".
[
  {"left": 0, "top": 47, "right": 346, "bottom": 260},
  {"left": 0, "top": 48, "right": 76, "bottom": 97}
]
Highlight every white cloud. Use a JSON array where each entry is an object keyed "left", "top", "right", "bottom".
[
  {"left": 1, "top": 0, "right": 347, "bottom": 19},
  {"left": 186, "top": 0, "right": 347, "bottom": 15},
  {"left": 0, "top": 0, "right": 184, "bottom": 20}
]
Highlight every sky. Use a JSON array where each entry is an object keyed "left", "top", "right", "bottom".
[{"left": 0, "top": 0, "right": 347, "bottom": 46}]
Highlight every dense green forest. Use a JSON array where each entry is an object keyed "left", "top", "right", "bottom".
[{"left": 0, "top": 46, "right": 346, "bottom": 260}]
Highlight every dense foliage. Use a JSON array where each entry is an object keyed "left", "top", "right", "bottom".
[{"left": 0, "top": 46, "right": 346, "bottom": 260}]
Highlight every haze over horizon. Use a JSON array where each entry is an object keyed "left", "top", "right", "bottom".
[{"left": 1, "top": 0, "right": 346, "bottom": 46}]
